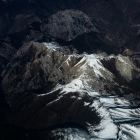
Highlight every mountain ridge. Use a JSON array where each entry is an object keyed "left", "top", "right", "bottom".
[{"left": 1, "top": 1, "right": 140, "bottom": 139}]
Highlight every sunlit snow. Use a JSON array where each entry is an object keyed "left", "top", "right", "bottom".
[{"left": 37, "top": 43, "right": 140, "bottom": 140}]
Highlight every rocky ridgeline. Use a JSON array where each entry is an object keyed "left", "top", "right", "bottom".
[
  {"left": 0, "top": 1, "right": 140, "bottom": 139},
  {"left": 41, "top": 10, "right": 97, "bottom": 41},
  {"left": 0, "top": 42, "right": 140, "bottom": 139},
  {"left": 1, "top": 6, "right": 140, "bottom": 73},
  {"left": 2, "top": 42, "right": 140, "bottom": 105}
]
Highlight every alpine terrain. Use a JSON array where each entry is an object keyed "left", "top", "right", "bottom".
[{"left": 0, "top": 0, "right": 140, "bottom": 140}]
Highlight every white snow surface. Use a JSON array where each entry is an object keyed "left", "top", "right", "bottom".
[
  {"left": 89, "top": 100, "right": 118, "bottom": 139},
  {"left": 74, "top": 54, "right": 113, "bottom": 79},
  {"left": 43, "top": 42, "right": 59, "bottom": 50}
]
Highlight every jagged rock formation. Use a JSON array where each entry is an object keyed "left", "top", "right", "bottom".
[
  {"left": 1, "top": 0, "right": 140, "bottom": 140},
  {"left": 2, "top": 42, "right": 140, "bottom": 106},
  {"left": 41, "top": 10, "right": 97, "bottom": 41},
  {"left": 1, "top": 42, "right": 140, "bottom": 139},
  {"left": 1, "top": 0, "right": 140, "bottom": 68}
]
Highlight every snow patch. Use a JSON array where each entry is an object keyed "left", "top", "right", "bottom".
[
  {"left": 43, "top": 42, "right": 59, "bottom": 50},
  {"left": 61, "top": 79, "right": 84, "bottom": 93},
  {"left": 89, "top": 100, "right": 118, "bottom": 139},
  {"left": 84, "top": 102, "right": 90, "bottom": 106},
  {"left": 119, "top": 124, "right": 140, "bottom": 140}
]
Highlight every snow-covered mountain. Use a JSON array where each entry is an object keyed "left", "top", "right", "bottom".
[
  {"left": 1, "top": 0, "right": 140, "bottom": 140},
  {"left": 1, "top": 42, "right": 140, "bottom": 140}
]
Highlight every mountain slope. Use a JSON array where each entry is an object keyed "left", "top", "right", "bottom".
[
  {"left": 1, "top": 1, "right": 140, "bottom": 140},
  {"left": 1, "top": 42, "right": 140, "bottom": 140}
]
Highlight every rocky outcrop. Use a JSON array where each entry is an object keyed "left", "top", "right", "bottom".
[
  {"left": 1, "top": 0, "right": 140, "bottom": 57},
  {"left": 0, "top": 42, "right": 140, "bottom": 139},
  {"left": 1, "top": 0, "right": 140, "bottom": 139},
  {"left": 1, "top": 43, "right": 102, "bottom": 134},
  {"left": 2, "top": 42, "right": 139, "bottom": 107},
  {"left": 101, "top": 54, "right": 140, "bottom": 92},
  {"left": 41, "top": 10, "right": 97, "bottom": 41},
  {"left": 1, "top": 42, "right": 78, "bottom": 104}
]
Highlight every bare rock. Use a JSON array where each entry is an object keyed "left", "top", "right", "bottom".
[{"left": 41, "top": 10, "right": 97, "bottom": 41}]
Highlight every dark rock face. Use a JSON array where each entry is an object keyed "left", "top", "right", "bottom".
[
  {"left": 41, "top": 10, "right": 97, "bottom": 41},
  {"left": 1, "top": 42, "right": 79, "bottom": 97},
  {"left": 1, "top": 0, "right": 140, "bottom": 56}
]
